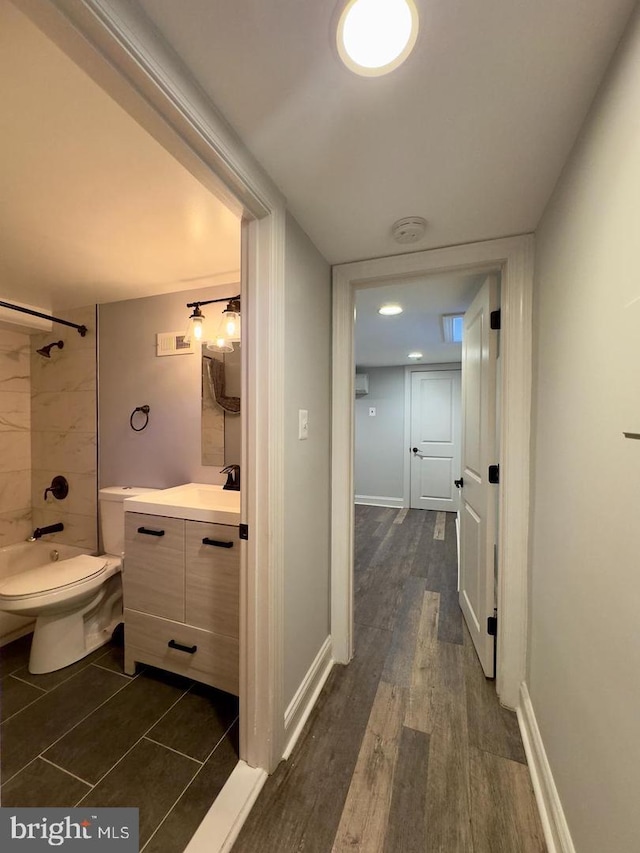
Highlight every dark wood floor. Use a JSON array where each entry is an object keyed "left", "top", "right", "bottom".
[{"left": 233, "top": 506, "right": 546, "bottom": 853}]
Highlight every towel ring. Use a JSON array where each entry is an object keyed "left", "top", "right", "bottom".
[{"left": 129, "top": 405, "right": 150, "bottom": 432}]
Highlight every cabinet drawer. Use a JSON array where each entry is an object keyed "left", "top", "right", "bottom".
[
  {"left": 124, "top": 513, "right": 185, "bottom": 622},
  {"left": 124, "top": 608, "right": 238, "bottom": 695},
  {"left": 185, "top": 521, "right": 239, "bottom": 637}
]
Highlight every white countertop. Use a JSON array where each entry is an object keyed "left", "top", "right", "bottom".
[{"left": 124, "top": 483, "right": 240, "bottom": 525}]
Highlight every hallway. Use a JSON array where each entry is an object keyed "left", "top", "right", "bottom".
[{"left": 233, "top": 507, "right": 546, "bottom": 852}]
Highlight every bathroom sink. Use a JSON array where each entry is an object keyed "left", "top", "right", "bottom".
[{"left": 123, "top": 483, "right": 240, "bottom": 525}]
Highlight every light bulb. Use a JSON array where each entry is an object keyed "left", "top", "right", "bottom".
[
  {"left": 337, "top": 0, "right": 419, "bottom": 77},
  {"left": 193, "top": 316, "right": 203, "bottom": 341}
]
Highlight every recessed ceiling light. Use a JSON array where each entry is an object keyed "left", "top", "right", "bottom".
[
  {"left": 337, "top": 0, "right": 419, "bottom": 77},
  {"left": 378, "top": 304, "right": 403, "bottom": 316},
  {"left": 408, "top": 351, "right": 423, "bottom": 359}
]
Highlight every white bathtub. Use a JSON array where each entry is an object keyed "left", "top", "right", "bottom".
[{"left": 0, "top": 540, "right": 90, "bottom": 645}]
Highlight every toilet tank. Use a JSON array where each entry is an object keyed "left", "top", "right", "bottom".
[{"left": 99, "top": 486, "right": 157, "bottom": 556}]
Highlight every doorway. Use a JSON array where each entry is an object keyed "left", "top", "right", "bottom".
[{"left": 332, "top": 236, "right": 534, "bottom": 710}]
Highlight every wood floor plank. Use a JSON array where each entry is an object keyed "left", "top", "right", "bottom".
[
  {"left": 405, "top": 591, "right": 440, "bottom": 733},
  {"left": 383, "top": 726, "right": 430, "bottom": 853},
  {"left": 381, "top": 576, "right": 426, "bottom": 688},
  {"left": 356, "top": 511, "right": 426, "bottom": 632},
  {"left": 332, "top": 681, "right": 406, "bottom": 852},
  {"left": 393, "top": 508, "right": 409, "bottom": 525},
  {"left": 423, "top": 642, "right": 473, "bottom": 852},
  {"left": 469, "top": 746, "right": 547, "bottom": 853},
  {"left": 409, "top": 511, "right": 437, "bottom": 578},
  {"left": 463, "top": 626, "right": 526, "bottom": 764},
  {"left": 433, "top": 512, "right": 447, "bottom": 540},
  {"left": 233, "top": 622, "right": 392, "bottom": 853}
]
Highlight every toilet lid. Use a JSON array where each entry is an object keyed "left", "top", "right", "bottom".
[{"left": 0, "top": 555, "right": 109, "bottom": 599}]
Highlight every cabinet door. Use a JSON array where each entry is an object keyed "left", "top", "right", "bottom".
[
  {"left": 186, "top": 521, "right": 239, "bottom": 637},
  {"left": 124, "top": 513, "right": 185, "bottom": 622}
]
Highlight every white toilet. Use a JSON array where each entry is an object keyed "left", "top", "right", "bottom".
[{"left": 0, "top": 486, "right": 154, "bottom": 674}]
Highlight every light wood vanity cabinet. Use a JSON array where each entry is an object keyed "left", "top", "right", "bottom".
[{"left": 123, "top": 512, "right": 239, "bottom": 695}]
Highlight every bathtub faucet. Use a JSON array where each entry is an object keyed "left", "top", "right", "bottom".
[{"left": 28, "top": 522, "right": 64, "bottom": 542}]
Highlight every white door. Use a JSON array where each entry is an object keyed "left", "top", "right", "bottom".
[
  {"left": 410, "top": 370, "right": 461, "bottom": 512},
  {"left": 459, "top": 275, "right": 499, "bottom": 677}
]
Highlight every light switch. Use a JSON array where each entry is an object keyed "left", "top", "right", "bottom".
[
  {"left": 298, "top": 409, "right": 309, "bottom": 440},
  {"left": 369, "top": 407, "right": 376, "bottom": 417}
]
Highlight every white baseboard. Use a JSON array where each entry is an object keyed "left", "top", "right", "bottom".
[
  {"left": 517, "top": 683, "right": 576, "bottom": 853},
  {"left": 283, "top": 635, "right": 333, "bottom": 760},
  {"left": 184, "top": 760, "right": 267, "bottom": 853},
  {"left": 354, "top": 495, "right": 404, "bottom": 508}
]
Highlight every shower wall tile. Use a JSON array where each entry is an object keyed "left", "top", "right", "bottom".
[
  {"left": 31, "top": 349, "right": 95, "bottom": 393},
  {"left": 0, "top": 333, "right": 30, "bottom": 393},
  {"left": 0, "top": 509, "right": 32, "bottom": 549},
  {"left": 0, "top": 433, "right": 30, "bottom": 473},
  {"left": 30, "top": 391, "right": 96, "bottom": 434},
  {"left": 0, "top": 472, "right": 31, "bottom": 516},
  {"left": 0, "top": 391, "right": 30, "bottom": 432},
  {"left": 31, "top": 508, "right": 97, "bottom": 552},
  {"left": 31, "top": 432, "right": 96, "bottom": 476},
  {"left": 31, "top": 306, "right": 97, "bottom": 552},
  {"left": 0, "top": 329, "right": 32, "bottom": 547},
  {"left": 32, "top": 470, "right": 96, "bottom": 519}
]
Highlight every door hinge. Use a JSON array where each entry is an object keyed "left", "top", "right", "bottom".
[
  {"left": 239, "top": 523, "right": 249, "bottom": 541},
  {"left": 487, "top": 614, "right": 498, "bottom": 636},
  {"left": 488, "top": 464, "right": 500, "bottom": 484},
  {"left": 490, "top": 309, "right": 501, "bottom": 330}
]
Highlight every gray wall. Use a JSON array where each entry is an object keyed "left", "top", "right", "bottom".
[
  {"left": 354, "top": 366, "right": 405, "bottom": 503},
  {"left": 99, "top": 284, "right": 239, "bottom": 490},
  {"left": 283, "top": 213, "right": 332, "bottom": 708},
  {"left": 529, "top": 8, "right": 640, "bottom": 852}
]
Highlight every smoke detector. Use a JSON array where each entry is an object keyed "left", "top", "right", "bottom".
[{"left": 391, "top": 216, "right": 427, "bottom": 244}]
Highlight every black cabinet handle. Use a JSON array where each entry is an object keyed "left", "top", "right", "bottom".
[
  {"left": 137, "top": 527, "right": 165, "bottom": 537},
  {"left": 454, "top": 478, "right": 464, "bottom": 489},
  {"left": 168, "top": 639, "right": 197, "bottom": 654},
  {"left": 202, "top": 537, "right": 234, "bottom": 548}
]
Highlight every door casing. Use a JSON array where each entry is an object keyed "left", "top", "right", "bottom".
[{"left": 332, "top": 236, "right": 534, "bottom": 710}]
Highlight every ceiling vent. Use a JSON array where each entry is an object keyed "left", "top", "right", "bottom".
[{"left": 391, "top": 216, "right": 427, "bottom": 244}]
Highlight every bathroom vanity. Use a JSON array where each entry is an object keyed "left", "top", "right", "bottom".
[{"left": 122, "top": 484, "right": 240, "bottom": 695}]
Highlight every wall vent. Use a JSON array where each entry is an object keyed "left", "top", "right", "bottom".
[{"left": 156, "top": 331, "right": 195, "bottom": 357}]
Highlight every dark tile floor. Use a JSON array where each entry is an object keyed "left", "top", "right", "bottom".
[{"left": 0, "top": 630, "right": 239, "bottom": 852}]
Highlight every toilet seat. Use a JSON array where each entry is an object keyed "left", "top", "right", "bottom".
[{"left": 0, "top": 555, "right": 109, "bottom": 600}]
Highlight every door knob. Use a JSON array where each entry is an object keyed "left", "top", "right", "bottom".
[
  {"left": 454, "top": 477, "right": 464, "bottom": 489},
  {"left": 412, "top": 447, "right": 418, "bottom": 453}
]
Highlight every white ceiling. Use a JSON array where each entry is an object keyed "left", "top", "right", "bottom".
[
  {"left": 355, "top": 272, "right": 483, "bottom": 367},
  {"left": 0, "top": 0, "right": 240, "bottom": 312},
  {"left": 137, "top": 0, "right": 635, "bottom": 264}
]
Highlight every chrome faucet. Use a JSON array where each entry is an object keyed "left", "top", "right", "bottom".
[{"left": 221, "top": 464, "right": 240, "bottom": 491}]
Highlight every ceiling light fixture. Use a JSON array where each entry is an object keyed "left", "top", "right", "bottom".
[
  {"left": 337, "top": 0, "right": 419, "bottom": 77},
  {"left": 378, "top": 304, "right": 403, "bottom": 316},
  {"left": 407, "top": 351, "right": 423, "bottom": 359},
  {"left": 184, "top": 294, "right": 241, "bottom": 350}
]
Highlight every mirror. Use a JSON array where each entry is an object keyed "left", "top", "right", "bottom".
[{"left": 201, "top": 345, "right": 241, "bottom": 466}]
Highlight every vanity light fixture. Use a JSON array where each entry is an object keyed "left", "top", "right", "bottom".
[
  {"left": 337, "top": 0, "right": 419, "bottom": 77},
  {"left": 378, "top": 304, "right": 403, "bottom": 316},
  {"left": 184, "top": 295, "right": 241, "bottom": 350},
  {"left": 407, "top": 351, "right": 423, "bottom": 359}
]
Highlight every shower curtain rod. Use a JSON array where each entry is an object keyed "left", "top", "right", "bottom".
[{"left": 0, "top": 301, "right": 88, "bottom": 336}]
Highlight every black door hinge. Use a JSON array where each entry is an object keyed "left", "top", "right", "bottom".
[
  {"left": 487, "top": 615, "right": 498, "bottom": 636},
  {"left": 488, "top": 464, "right": 500, "bottom": 484},
  {"left": 239, "top": 523, "right": 249, "bottom": 541},
  {"left": 490, "top": 309, "right": 501, "bottom": 330}
]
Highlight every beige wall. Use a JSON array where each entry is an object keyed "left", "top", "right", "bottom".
[
  {"left": 283, "top": 213, "right": 332, "bottom": 707},
  {"left": 530, "top": 8, "right": 640, "bottom": 852},
  {"left": 31, "top": 306, "right": 98, "bottom": 551},
  {"left": 0, "top": 330, "right": 31, "bottom": 546}
]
